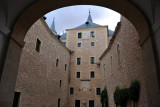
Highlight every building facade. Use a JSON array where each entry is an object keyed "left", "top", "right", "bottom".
[
  {"left": 66, "top": 13, "right": 110, "bottom": 107},
  {"left": 100, "top": 16, "right": 149, "bottom": 107},
  {"left": 15, "top": 18, "right": 71, "bottom": 107},
  {"left": 14, "top": 13, "right": 154, "bottom": 107}
]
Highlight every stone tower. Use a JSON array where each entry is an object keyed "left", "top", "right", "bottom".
[{"left": 66, "top": 12, "right": 110, "bottom": 107}]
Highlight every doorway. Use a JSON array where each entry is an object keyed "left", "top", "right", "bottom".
[
  {"left": 12, "top": 92, "right": 21, "bottom": 107},
  {"left": 89, "top": 100, "right": 94, "bottom": 107},
  {"left": 75, "top": 100, "right": 80, "bottom": 107}
]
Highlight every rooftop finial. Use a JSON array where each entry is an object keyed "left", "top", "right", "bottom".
[
  {"left": 50, "top": 16, "right": 57, "bottom": 34},
  {"left": 89, "top": 8, "right": 91, "bottom": 14},
  {"left": 86, "top": 9, "right": 93, "bottom": 23}
]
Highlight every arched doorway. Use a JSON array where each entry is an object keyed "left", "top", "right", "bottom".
[{"left": 0, "top": 0, "right": 159, "bottom": 107}]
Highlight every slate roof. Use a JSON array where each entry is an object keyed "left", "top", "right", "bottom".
[
  {"left": 73, "top": 12, "right": 101, "bottom": 29},
  {"left": 60, "top": 33, "right": 67, "bottom": 39},
  {"left": 60, "top": 12, "right": 114, "bottom": 39}
]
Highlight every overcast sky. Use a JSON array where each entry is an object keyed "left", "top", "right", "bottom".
[{"left": 45, "top": 5, "right": 120, "bottom": 34}]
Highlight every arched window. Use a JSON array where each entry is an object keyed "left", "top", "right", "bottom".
[{"left": 117, "top": 44, "right": 121, "bottom": 65}]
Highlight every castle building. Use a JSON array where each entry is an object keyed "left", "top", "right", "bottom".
[
  {"left": 15, "top": 18, "right": 71, "bottom": 107},
  {"left": 14, "top": 12, "right": 153, "bottom": 107},
  {"left": 64, "top": 12, "right": 110, "bottom": 107}
]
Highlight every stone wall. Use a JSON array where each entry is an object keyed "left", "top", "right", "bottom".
[
  {"left": 15, "top": 18, "right": 71, "bottom": 107},
  {"left": 100, "top": 16, "right": 149, "bottom": 107}
]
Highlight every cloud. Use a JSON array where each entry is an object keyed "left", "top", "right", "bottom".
[{"left": 45, "top": 5, "right": 120, "bottom": 34}]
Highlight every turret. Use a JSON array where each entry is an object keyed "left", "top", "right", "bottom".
[{"left": 50, "top": 17, "right": 57, "bottom": 34}]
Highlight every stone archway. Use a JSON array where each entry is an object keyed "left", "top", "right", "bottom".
[
  {"left": 1, "top": 0, "right": 159, "bottom": 107},
  {"left": 12, "top": 0, "right": 149, "bottom": 45}
]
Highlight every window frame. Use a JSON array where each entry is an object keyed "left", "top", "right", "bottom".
[
  {"left": 77, "top": 58, "right": 81, "bottom": 65},
  {"left": 76, "top": 72, "right": 80, "bottom": 78},
  {"left": 12, "top": 91, "right": 21, "bottom": 107},
  {"left": 96, "top": 88, "right": 101, "bottom": 95},
  {"left": 56, "top": 59, "right": 59, "bottom": 67},
  {"left": 65, "top": 64, "right": 67, "bottom": 71},
  {"left": 70, "top": 87, "right": 74, "bottom": 95},
  {"left": 59, "top": 80, "right": 62, "bottom": 88},
  {"left": 78, "top": 32, "right": 82, "bottom": 39},
  {"left": 78, "top": 43, "right": 81, "bottom": 47},
  {"left": 91, "top": 42, "right": 95, "bottom": 46},
  {"left": 90, "top": 31, "right": 95, "bottom": 38},
  {"left": 117, "top": 44, "right": 121, "bottom": 65},
  {"left": 110, "top": 56, "right": 113, "bottom": 73},
  {"left": 35, "top": 38, "right": 41, "bottom": 52},
  {"left": 58, "top": 98, "right": 61, "bottom": 107},
  {"left": 90, "top": 57, "right": 95, "bottom": 64},
  {"left": 90, "top": 71, "right": 95, "bottom": 78}
]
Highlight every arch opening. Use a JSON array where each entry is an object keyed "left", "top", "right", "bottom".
[{"left": 1, "top": 1, "right": 160, "bottom": 107}]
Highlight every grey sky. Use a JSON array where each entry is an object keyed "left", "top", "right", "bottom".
[{"left": 45, "top": 5, "right": 120, "bottom": 34}]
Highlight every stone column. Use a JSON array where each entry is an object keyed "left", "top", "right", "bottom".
[
  {"left": 0, "top": 32, "right": 24, "bottom": 107},
  {"left": 0, "top": 31, "right": 10, "bottom": 81}
]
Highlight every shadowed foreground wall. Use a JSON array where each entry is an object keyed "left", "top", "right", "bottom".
[
  {"left": 100, "top": 16, "right": 149, "bottom": 107},
  {"left": 15, "top": 18, "right": 71, "bottom": 107}
]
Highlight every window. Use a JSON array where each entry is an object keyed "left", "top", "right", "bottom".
[
  {"left": 103, "top": 64, "right": 106, "bottom": 77},
  {"left": 117, "top": 44, "right": 121, "bottom": 65},
  {"left": 91, "top": 42, "right": 94, "bottom": 46},
  {"left": 56, "top": 59, "right": 59, "bottom": 67},
  {"left": 90, "top": 31, "right": 95, "bottom": 38},
  {"left": 90, "top": 57, "right": 95, "bottom": 64},
  {"left": 59, "top": 80, "right": 62, "bottom": 88},
  {"left": 78, "top": 43, "right": 81, "bottom": 47},
  {"left": 62, "top": 42, "right": 66, "bottom": 45},
  {"left": 90, "top": 71, "right": 94, "bottom": 78},
  {"left": 96, "top": 88, "right": 101, "bottom": 95},
  {"left": 110, "top": 56, "right": 113, "bottom": 73},
  {"left": 78, "top": 33, "right": 82, "bottom": 39},
  {"left": 77, "top": 72, "right": 80, "bottom": 78},
  {"left": 58, "top": 98, "right": 61, "bottom": 107},
  {"left": 12, "top": 92, "right": 21, "bottom": 107},
  {"left": 75, "top": 100, "right": 80, "bottom": 107},
  {"left": 65, "top": 64, "right": 67, "bottom": 71},
  {"left": 35, "top": 39, "right": 41, "bottom": 52},
  {"left": 77, "top": 58, "right": 81, "bottom": 65},
  {"left": 70, "top": 87, "right": 74, "bottom": 95},
  {"left": 89, "top": 100, "right": 94, "bottom": 107}
]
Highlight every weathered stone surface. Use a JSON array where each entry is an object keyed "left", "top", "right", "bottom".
[
  {"left": 66, "top": 26, "right": 109, "bottom": 107},
  {"left": 100, "top": 16, "right": 149, "bottom": 107},
  {"left": 15, "top": 18, "right": 70, "bottom": 107}
]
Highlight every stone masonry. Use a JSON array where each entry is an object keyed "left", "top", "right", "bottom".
[
  {"left": 14, "top": 15, "right": 152, "bottom": 107},
  {"left": 66, "top": 26, "right": 109, "bottom": 107},
  {"left": 15, "top": 18, "right": 71, "bottom": 107},
  {"left": 99, "top": 16, "right": 149, "bottom": 107}
]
